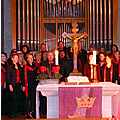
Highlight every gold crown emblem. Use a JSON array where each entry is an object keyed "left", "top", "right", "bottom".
[{"left": 76, "top": 93, "right": 96, "bottom": 108}]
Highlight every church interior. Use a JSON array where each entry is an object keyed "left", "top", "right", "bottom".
[{"left": 1, "top": 0, "right": 120, "bottom": 120}]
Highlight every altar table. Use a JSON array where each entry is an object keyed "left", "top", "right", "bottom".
[{"left": 36, "top": 82, "right": 120, "bottom": 119}]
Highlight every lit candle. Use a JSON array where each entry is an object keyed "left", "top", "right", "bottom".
[
  {"left": 93, "top": 51, "right": 96, "bottom": 64},
  {"left": 55, "top": 50, "right": 59, "bottom": 65},
  {"left": 18, "top": 40, "right": 20, "bottom": 51}
]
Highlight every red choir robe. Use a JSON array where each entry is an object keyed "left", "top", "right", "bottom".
[
  {"left": 113, "top": 59, "right": 120, "bottom": 85},
  {"left": 103, "top": 63, "right": 113, "bottom": 82},
  {"left": 97, "top": 61, "right": 106, "bottom": 82},
  {"left": 84, "top": 62, "right": 93, "bottom": 82}
]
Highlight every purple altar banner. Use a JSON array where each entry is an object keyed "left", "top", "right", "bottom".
[{"left": 59, "top": 87, "right": 102, "bottom": 118}]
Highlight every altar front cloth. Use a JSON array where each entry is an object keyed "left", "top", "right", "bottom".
[
  {"left": 36, "top": 82, "right": 120, "bottom": 119},
  {"left": 59, "top": 87, "right": 102, "bottom": 118}
]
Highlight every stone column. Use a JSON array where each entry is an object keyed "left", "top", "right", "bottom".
[{"left": 4, "top": 0, "right": 12, "bottom": 57}]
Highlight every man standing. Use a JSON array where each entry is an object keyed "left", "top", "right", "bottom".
[
  {"left": 77, "top": 41, "right": 87, "bottom": 74},
  {"left": 58, "top": 41, "right": 67, "bottom": 63},
  {"left": 41, "top": 43, "right": 46, "bottom": 61}
]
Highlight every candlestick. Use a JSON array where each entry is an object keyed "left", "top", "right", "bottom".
[
  {"left": 93, "top": 51, "right": 96, "bottom": 64},
  {"left": 18, "top": 40, "right": 20, "bottom": 51},
  {"left": 55, "top": 50, "right": 59, "bottom": 65}
]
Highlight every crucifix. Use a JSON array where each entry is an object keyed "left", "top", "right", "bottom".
[{"left": 62, "top": 22, "right": 88, "bottom": 76}]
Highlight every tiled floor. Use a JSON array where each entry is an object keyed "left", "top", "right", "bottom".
[{"left": 1, "top": 112, "right": 46, "bottom": 120}]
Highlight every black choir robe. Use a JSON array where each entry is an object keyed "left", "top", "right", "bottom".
[
  {"left": 60, "top": 59, "right": 73, "bottom": 82},
  {"left": 77, "top": 49, "right": 87, "bottom": 74},
  {"left": 41, "top": 60, "right": 55, "bottom": 71}
]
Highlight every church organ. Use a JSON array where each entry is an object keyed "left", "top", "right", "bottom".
[{"left": 16, "top": 0, "right": 114, "bottom": 51}]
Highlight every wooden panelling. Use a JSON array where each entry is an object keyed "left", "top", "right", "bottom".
[{"left": 113, "top": 0, "right": 118, "bottom": 45}]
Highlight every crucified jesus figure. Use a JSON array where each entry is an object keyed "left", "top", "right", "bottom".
[
  {"left": 63, "top": 32, "right": 88, "bottom": 60},
  {"left": 62, "top": 22, "right": 88, "bottom": 75}
]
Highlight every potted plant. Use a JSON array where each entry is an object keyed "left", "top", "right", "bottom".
[{"left": 36, "top": 65, "right": 62, "bottom": 84}]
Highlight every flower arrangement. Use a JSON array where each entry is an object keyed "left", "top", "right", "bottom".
[{"left": 36, "top": 65, "right": 62, "bottom": 80}]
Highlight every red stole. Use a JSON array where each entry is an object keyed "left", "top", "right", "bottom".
[
  {"left": 16, "top": 69, "right": 20, "bottom": 83},
  {"left": 35, "top": 60, "right": 42, "bottom": 74},
  {"left": 49, "top": 61, "right": 54, "bottom": 64},
  {"left": 1, "top": 66, "right": 6, "bottom": 74},
  {"left": 114, "top": 59, "right": 120, "bottom": 78},
  {"left": 1, "top": 66, "right": 6, "bottom": 86},
  {"left": 119, "top": 64, "right": 120, "bottom": 78},
  {"left": 24, "top": 64, "right": 36, "bottom": 97},
  {"left": 35, "top": 60, "right": 42, "bottom": 68},
  {"left": 104, "top": 63, "right": 113, "bottom": 82},
  {"left": 78, "top": 58, "right": 82, "bottom": 72}
]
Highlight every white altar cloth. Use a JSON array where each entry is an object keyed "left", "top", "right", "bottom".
[{"left": 36, "top": 82, "right": 120, "bottom": 119}]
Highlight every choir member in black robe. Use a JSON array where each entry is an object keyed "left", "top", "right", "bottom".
[
  {"left": 97, "top": 52, "right": 106, "bottom": 82},
  {"left": 34, "top": 52, "right": 42, "bottom": 69},
  {"left": 22, "top": 45, "right": 30, "bottom": 61},
  {"left": 17, "top": 53, "right": 26, "bottom": 114},
  {"left": 40, "top": 51, "right": 55, "bottom": 116},
  {"left": 77, "top": 41, "right": 87, "bottom": 74},
  {"left": 1, "top": 52, "right": 9, "bottom": 116},
  {"left": 89, "top": 46, "right": 95, "bottom": 54},
  {"left": 113, "top": 51, "right": 120, "bottom": 85},
  {"left": 40, "top": 43, "right": 46, "bottom": 61},
  {"left": 41, "top": 51, "right": 55, "bottom": 70},
  {"left": 6, "top": 53, "right": 21, "bottom": 118},
  {"left": 7, "top": 49, "right": 17, "bottom": 65},
  {"left": 24, "top": 54, "right": 38, "bottom": 119},
  {"left": 34, "top": 52, "right": 46, "bottom": 115},
  {"left": 59, "top": 50, "right": 67, "bottom": 66},
  {"left": 42, "top": 51, "right": 48, "bottom": 61},
  {"left": 60, "top": 51, "right": 73, "bottom": 82},
  {"left": 103, "top": 54, "right": 114, "bottom": 82},
  {"left": 58, "top": 41, "right": 67, "bottom": 61}
]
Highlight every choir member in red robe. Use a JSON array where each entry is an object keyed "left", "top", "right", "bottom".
[
  {"left": 103, "top": 54, "right": 113, "bottom": 82},
  {"left": 84, "top": 53, "right": 93, "bottom": 82},
  {"left": 97, "top": 52, "right": 106, "bottom": 82},
  {"left": 97, "top": 47, "right": 106, "bottom": 63},
  {"left": 113, "top": 51, "right": 120, "bottom": 85},
  {"left": 109, "top": 44, "right": 118, "bottom": 61}
]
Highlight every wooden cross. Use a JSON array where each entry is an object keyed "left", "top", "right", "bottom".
[{"left": 62, "top": 22, "right": 88, "bottom": 75}]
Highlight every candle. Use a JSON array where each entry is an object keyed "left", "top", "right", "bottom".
[
  {"left": 55, "top": 50, "right": 59, "bottom": 65},
  {"left": 93, "top": 51, "right": 96, "bottom": 64}
]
